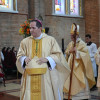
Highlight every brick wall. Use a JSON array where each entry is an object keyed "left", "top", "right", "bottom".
[
  {"left": 45, "top": 16, "right": 85, "bottom": 49},
  {"left": 44, "top": 0, "right": 100, "bottom": 49},
  {"left": 84, "top": 0, "right": 99, "bottom": 47},
  {"left": 44, "top": 0, "right": 85, "bottom": 49},
  {"left": 0, "top": 0, "right": 28, "bottom": 54}
]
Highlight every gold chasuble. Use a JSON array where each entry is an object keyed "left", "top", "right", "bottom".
[
  {"left": 64, "top": 38, "right": 95, "bottom": 96},
  {"left": 22, "top": 39, "right": 47, "bottom": 100},
  {"left": 16, "top": 33, "right": 70, "bottom": 100}
]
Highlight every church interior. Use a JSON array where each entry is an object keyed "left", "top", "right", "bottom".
[{"left": 0, "top": 0, "right": 100, "bottom": 100}]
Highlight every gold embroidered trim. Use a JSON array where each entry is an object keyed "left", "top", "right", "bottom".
[
  {"left": 31, "top": 74, "right": 41, "bottom": 100},
  {"left": 30, "top": 38, "right": 43, "bottom": 100},
  {"left": 32, "top": 39, "right": 42, "bottom": 58},
  {"left": 26, "top": 68, "right": 47, "bottom": 75}
]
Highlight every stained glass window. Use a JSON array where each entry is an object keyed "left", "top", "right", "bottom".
[
  {"left": 0, "top": 0, "right": 17, "bottom": 12},
  {"left": 70, "top": 0, "right": 79, "bottom": 15},
  {"left": 0, "top": 0, "right": 9, "bottom": 8},
  {"left": 55, "top": 0, "right": 65, "bottom": 14},
  {"left": 54, "top": 0, "right": 83, "bottom": 17}
]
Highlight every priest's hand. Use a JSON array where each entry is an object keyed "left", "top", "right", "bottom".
[
  {"left": 37, "top": 57, "right": 48, "bottom": 65},
  {"left": 25, "top": 57, "right": 31, "bottom": 65},
  {"left": 69, "top": 47, "right": 76, "bottom": 54}
]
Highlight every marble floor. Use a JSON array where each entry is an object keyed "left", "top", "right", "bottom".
[
  {"left": 0, "top": 79, "right": 100, "bottom": 100},
  {"left": 0, "top": 79, "right": 20, "bottom": 100}
]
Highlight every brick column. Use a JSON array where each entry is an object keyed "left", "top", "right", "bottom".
[
  {"left": 85, "top": 0, "right": 99, "bottom": 47},
  {"left": 28, "top": 0, "right": 45, "bottom": 26},
  {"left": 28, "top": 0, "right": 35, "bottom": 19}
]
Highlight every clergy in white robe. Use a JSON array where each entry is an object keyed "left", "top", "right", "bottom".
[
  {"left": 85, "top": 34, "right": 97, "bottom": 80},
  {"left": 16, "top": 19, "right": 70, "bottom": 100}
]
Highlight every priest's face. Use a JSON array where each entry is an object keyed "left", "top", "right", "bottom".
[
  {"left": 70, "top": 34, "right": 75, "bottom": 41},
  {"left": 30, "top": 22, "right": 42, "bottom": 38},
  {"left": 85, "top": 37, "right": 91, "bottom": 43},
  {"left": 70, "top": 34, "right": 79, "bottom": 41}
]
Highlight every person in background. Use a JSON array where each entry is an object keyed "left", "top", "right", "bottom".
[
  {"left": 1, "top": 47, "right": 6, "bottom": 66},
  {"left": 5, "top": 47, "right": 12, "bottom": 68},
  {"left": 85, "top": 34, "right": 97, "bottom": 84},
  {"left": 64, "top": 23, "right": 95, "bottom": 100},
  {"left": 11, "top": 47, "right": 17, "bottom": 70},
  {"left": 94, "top": 47, "right": 100, "bottom": 88},
  {"left": 16, "top": 19, "right": 70, "bottom": 100},
  {"left": 11, "top": 47, "right": 17, "bottom": 56}
]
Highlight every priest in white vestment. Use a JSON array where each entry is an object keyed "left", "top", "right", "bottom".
[{"left": 16, "top": 19, "right": 70, "bottom": 100}]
